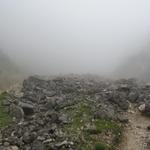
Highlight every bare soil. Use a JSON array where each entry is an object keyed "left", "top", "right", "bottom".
[{"left": 120, "top": 104, "right": 150, "bottom": 150}]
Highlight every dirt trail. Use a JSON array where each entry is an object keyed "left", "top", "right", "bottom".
[{"left": 120, "top": 104, "right": 150, "bottom": 150}]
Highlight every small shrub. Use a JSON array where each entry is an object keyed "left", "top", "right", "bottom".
[{"left": 95, "top": 143, "right": 108, "bottom": 150}]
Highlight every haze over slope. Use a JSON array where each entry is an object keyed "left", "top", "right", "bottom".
[
  {"left": 115, "top": 49, "right": 150, "bottom": 81},
  {"left": 0, "top": 1, "right": 150, "bottom": 76},
  {"left": 0, "top": 50, "right": 21, "bottom": 88}
]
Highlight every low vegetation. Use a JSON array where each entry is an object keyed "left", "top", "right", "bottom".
[
  {"left": 61, "top": 99, "right": 123, "bottom": 150},
  {"left": 0, "top": 92, "right": 12, "bottom": 127}
]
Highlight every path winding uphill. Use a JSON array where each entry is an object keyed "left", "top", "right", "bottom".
[{"left": 120, "top": 104, "right": 150, "bottom": 150}]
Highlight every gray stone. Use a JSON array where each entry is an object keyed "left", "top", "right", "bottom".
[
  {"left": 94, "top": 105, "right": 115, "bottom": 120},
  {"left": 22, "top": 132, "right": 36, "bottom": 144},
  {"left": 117, "top": 114, "right": 129, "bottom": 123},
  {"left": 31, "top": 140, "right": 44, "bottom": 150},
  {"left": 58, "top": 114, "right": 69, "bottom": 124},
  {"left": 128, "top": 91, "right": 138, "bottom": 102},
  {"left": 138, "top": 104, "right": 146, "bottom": 112},
  {"left": 19, "top": 102, "right": 34, "bottom": 116},
  {"left": 3, "top": 142, "right": 10, "bottom": 147},
  {"left": 46, "top": 98, "right": 57, "bottom": 110},
  {"left": 1, "top": 146, "right": 19, "bottom": 150},
  {"left": 9, "top": 104, "right": 24, "bottom": 122}
]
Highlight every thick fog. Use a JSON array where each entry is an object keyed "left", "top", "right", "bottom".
[{"left": 0, "top": 0, "right": 150, "bottom": 75}]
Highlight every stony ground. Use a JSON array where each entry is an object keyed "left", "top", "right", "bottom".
[{"left": 0, "top": 75, "right": 150, "bottom": 150}]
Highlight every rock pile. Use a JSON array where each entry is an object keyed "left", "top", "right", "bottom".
[{"left": 0, "top": 75, "right": 150, "bottom": 150}]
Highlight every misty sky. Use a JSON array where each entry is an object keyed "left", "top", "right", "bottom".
[{"left": 0, "top": 0, "right": 150, "bottom": 75}]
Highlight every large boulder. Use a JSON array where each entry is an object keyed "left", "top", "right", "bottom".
[{"left": 19, "top": 102, "right": 34, "bottom": 116}]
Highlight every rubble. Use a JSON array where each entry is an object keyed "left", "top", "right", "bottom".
[{"left": 0, "top": 75, "right": 150, "bottom": 149}]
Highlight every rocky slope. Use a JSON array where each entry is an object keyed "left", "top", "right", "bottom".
[{"left": 0, "top": 75, "right": 150, "bottom": 150}]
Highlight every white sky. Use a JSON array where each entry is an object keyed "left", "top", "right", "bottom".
[{"left": 0, "top": 0, "right": 150, "bottom": 75}]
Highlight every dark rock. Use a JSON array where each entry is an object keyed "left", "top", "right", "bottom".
[
  {"left": 117, "top": 114, "right": 129, "bottom": 123},
  {"left": 128, "top": 91, "right": 139, "bottom": 103},
  {"left": 22, "top": 131, "right": 37, "bottom": 144},
  {"left": 144, "top": 103, "right": 150, "bottom": 116},
  {"left": 147, "top": 126, "right": 150, "bottom": 130},
  {"left": 19, "top": 102, "right": 34, "bottom": 116},
  {"left": 46, "top": 98, "right": 57, "bottom": 110},
  {"left": 94, "top": 104, "right": 115, "bottom": 120},
  {"left": 7, "top": 136, "right": 21, "bottom": 145},
  {"left": 110, "top": 92, "right": 129, "bottom": 110},
  {"left": 45, "top": 111, "right": 59, "bottom": 123}
]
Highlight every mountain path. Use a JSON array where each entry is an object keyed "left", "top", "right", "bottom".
[{"left": 120, "top": 104, "right": 150, "bottom": 150}]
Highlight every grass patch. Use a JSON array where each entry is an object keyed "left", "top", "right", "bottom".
[
  {"left": 0, "top": 108, "right": 12, "bottom": 127},
  {"left": 62, "top": 102, "right": 92, "bottom": 136},
  {"left": 0, "top": 92, "right": 12, "bottom": 127},
  {"left": 0, "top": 92, "right": 8, "bottom": 100},
  {"left": 61, "top": 101, "right": 123, "bottom": 150},
  {"left": 94, "top": 119, "right": 122, "bottom": 134}
]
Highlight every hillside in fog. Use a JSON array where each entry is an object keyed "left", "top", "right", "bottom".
[
  {"left": 116, "top": 49, "right": 150, "bottom": 81},
  {"left": 0, "top": 50, "right": 21, "bottom": 88}
]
